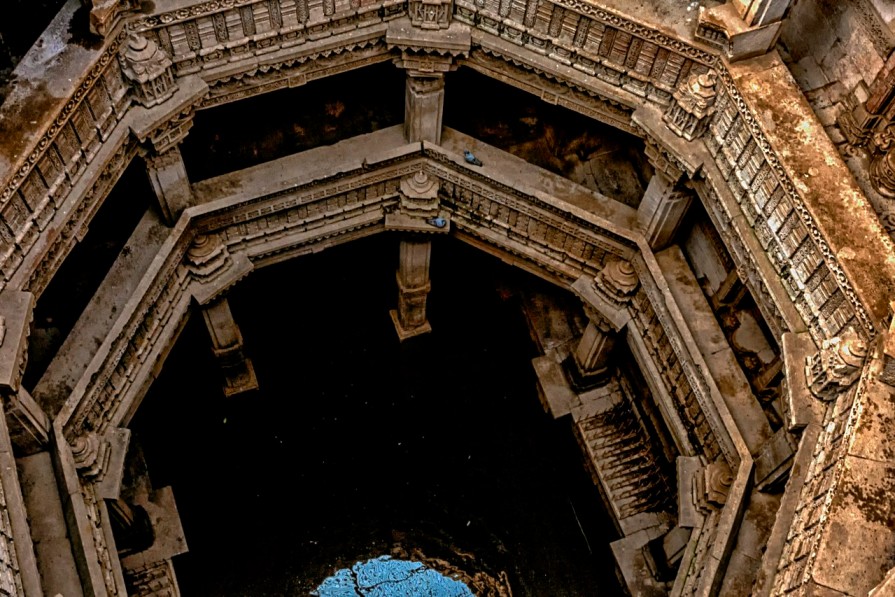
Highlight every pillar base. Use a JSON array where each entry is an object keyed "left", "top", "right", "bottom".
[
  {"left": 218, "top": 353, "right": 259, "bottom": 398},
  {"left": 390, "top": 309, "right": 432, "bottom": 341}
]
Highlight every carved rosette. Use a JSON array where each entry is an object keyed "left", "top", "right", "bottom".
[
  {"left": 805, "top": 328, "right": 868, "bottom": 401},
  {"left": 120, "top": 34, "right": 178, "bottom": 108},
  {"left": 409, "top": 0, "right": 452, "bottom": 29},
  {"left": 701, "top": 460, "right": 733, "bottom": 508},
  {"left": 664, "top": 71, "right": 718, "bottom": 142}
]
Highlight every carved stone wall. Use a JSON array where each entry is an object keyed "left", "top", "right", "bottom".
[{"left": 705, "top": 74, "right": 868, "bottom": 343}]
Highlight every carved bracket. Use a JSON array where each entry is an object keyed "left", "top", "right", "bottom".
[
  {"left": 805, "top": 327, "right": 868, "bottom": 401},
  {"left": 120, "top": 33, "right": 178, "bottom": 109},
  {"left": 664, "top": 70, "right": 718, "bottom": 142}
]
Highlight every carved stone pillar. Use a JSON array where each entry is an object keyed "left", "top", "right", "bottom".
[
  {"left": 566, "top": 259, "right": 640, "bottom": 389},
  {"left": 388, "top": 17, "right": 471, "bottom": 145},
  {"left": 637, "top": 171, "right": 693, "bottom": 250},
  {"left": 404, "top": 73, "right": 445, "bottom": 144},
  {"left": 390, "top": 238, "right": 433, "bottom": 341},
  {"left": 201, "top": 297, "right": 259, "bottom": 397},
  {"left": 145, "top": 146, "right": 194, "bottom": 225}
]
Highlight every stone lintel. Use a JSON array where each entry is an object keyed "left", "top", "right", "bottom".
[
  {"left": 781, "top": 331, "right": 821, "bottom": 431},
  {"left": 0, "top": 290, "right": 34, "bottom": 394},
  {"left": 571, "top": 275, "right": 631, "bottom": 333},
  {"left": 531, "top": 355, "right": 575, "bottom": 418}
]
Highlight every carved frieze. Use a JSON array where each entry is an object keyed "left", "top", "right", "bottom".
[{"left": 409, "top": 0, "right": 452, "bottom": 29}]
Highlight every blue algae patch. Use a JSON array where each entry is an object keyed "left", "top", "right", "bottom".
[{"left": 313, "top": 556, "right": 475, "bottom": 597}]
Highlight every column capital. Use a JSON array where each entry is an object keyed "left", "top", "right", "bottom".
[
  {"left": 387, "top": 18, "right": 472, "bottom": 73},
  {"left": 572, "top": 259, "right": 639, "bottom": 333}
]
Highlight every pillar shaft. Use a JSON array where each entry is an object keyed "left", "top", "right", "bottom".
[
  {"left": 637, "top": 172, "right": 693, "bottom": 250},
  {"left": 201, "top": 297, "right": 258, "bottom": 397},
  {"left": 404, "top": 74, "right": 445, "bottom": 144},
  {"left": 574, "top": 319, "right": 616, "bottom": 374},
  {"left": 733, "top": 0, "right": 791, "bottom": 27},
  {"left": 145, "top": 145, "right": 193, "bottom": 226},
  {"left": 391, "top": 238, "right": 432, "bottom": 340}
]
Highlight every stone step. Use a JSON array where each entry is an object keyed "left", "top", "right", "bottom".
[{"left": 573, "top": 380, "right": 674, "bottom": 527}]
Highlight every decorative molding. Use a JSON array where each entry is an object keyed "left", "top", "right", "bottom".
[{"left": 715, "top": 66, "right": 877, "bottom": 340}]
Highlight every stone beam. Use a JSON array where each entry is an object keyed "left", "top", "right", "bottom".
[
  {"left": 200, "top": 298, "right": 259, "bottom": 397},
  {"left": 390, "top": 238, "right": 433, "bottom": 341}
]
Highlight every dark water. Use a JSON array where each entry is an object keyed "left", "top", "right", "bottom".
[{"left": 132, "top": 235, "right": 625, "bottom": 596}]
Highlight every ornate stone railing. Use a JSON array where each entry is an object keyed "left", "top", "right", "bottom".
[
  {"left": 453, "top": 0, "right": 716, "bottom": 107},
  {"left": 128, "top": 0, "right": 405, "bottom": 77}
]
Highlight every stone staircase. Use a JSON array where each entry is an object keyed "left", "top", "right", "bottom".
[{"left": 571, "top": 379, "right": 674, "bottom": 535}]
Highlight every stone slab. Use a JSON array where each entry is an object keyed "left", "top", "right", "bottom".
[
  {"left": 531, "top": 355, "right": 574, "bottom": 418},
  {"left": 676, "top": 456, "right": 705, "bottom": 528},
  {"left": 782, "top": 331, "right": 822, "bottom": 430},
  {"left": 811, "top": 455, "right": 895, "bottom": 595}
]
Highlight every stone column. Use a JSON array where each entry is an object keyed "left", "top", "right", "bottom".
[
  {"left": 637, "top": 171, "right": 693, "bottom": 250},
  {"left": 565, "top": 259, "right": 640, "bottom": 390},
  {"left": 404, "top": 73, "right": 445, "bottom": 144},
  {"left": 565, "top": 317, "right": 617, "bottom": 389},
  {"left": 731, "top": 0, "right": 792, "bottom": 28},
  {"left": 201, "top": 297, "right": 258, "bottom": 397},
  {"left": 390, "top": 238, "right": 433, "bottom": 341},
  {"left": 145, "top": 146, "right": 193, "bottom": 225}
]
